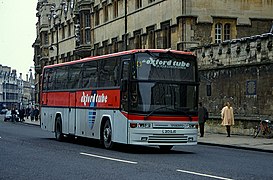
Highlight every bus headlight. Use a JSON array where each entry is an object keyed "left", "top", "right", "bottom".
[
  {"left": 130, "top": 123, "right": 152, "bottom": 128},
  {"left": 184, "top": 123, "right": 196, "bottom": 129}
]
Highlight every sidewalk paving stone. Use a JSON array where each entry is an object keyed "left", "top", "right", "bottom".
[{"left": 198, "top": 133, "right": 273, "bottom": 153}]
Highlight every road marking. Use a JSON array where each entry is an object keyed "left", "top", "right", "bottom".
[
  {"left": 177, "top": 169, "right": 234, "bottom": 180},
  {"left": 80, "top": 152, "right": 138, "bottom": 164}
]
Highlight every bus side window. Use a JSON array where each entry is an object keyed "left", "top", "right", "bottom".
[
  {"left": 67, "top": 64, "right": 81, "bottom": 89},
  {"left": 121, "top": 59, "right": 130, "bottom": 111},
  {"left": 113, "top": 57, "right": 120, "bottom": 86},
  {"left": 42, "top": 69, "right": 48, "bottom": 91},
  {"left": 55, "top": 66, "right": 68, "bottom": 90},
  {"left": 98, "top": 58, "right": 120, "bottom": 88},
  {"left": 98, "top": 60, "right": 109, "bottom": 87},
  {"left": 47, "top": 69, "right": 56, "bottom": 90},
  {"left": 81, "top": 61, "right": 97, "bottom": 89}
]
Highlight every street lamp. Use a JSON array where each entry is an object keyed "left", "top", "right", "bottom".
[
  {"left": 124, "top": 0, "right": 128, "bottom": 51},
  {"left": 49, "top": 5, "right": 59, "bottom": 64}
]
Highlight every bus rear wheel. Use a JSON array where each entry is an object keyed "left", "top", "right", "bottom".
[
  {"left": 159, "top": 145, "right": 173, "bottom": 152},
  {"left": 102, "top": 120, "right": 114, "bottom": 149},
  {"left": 55, "top": 117, "right": 64, "bottom": 141}
]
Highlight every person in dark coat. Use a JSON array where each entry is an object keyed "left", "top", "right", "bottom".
[
  {"left": 11, "top": 106, "right": 17, "bottom": 122},
  {"left": 19, "top": 108, "right": 25, "bottom": 122},
  {"left": 198, "top": 102, "right": 208, "bottom": 137},
  {"left": 30, "top": 106, "right": 35, "bottom": 121},
  {"left": 33, "top": 106, "right": 40, "bottom": 121}
]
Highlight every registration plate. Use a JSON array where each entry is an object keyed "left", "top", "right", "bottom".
[{"left": 162, "top": 130, "right": 176, "bottom": 134}]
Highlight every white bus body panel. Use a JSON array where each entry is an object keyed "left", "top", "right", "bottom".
[
  {"left": 41, "top": 107, "right": 129, "bottom": 144},
  {"left": 41, "top": 107, "right": 197, "bottom": 146}
]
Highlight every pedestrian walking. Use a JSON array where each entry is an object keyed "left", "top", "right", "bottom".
[
  {"left": 19, "top": 108, "right": 25, "bottom": 122},
  {"left": 198, "top": 102, "right": 208, "bottom": 137},
  {"left": 11, "top": 106, "right": 17, "bottom": 122},
  {"left": 26, "top": 107, "right": 31, "bottom": 119},
  {"left": 30, "top": 106, "right": 35, "bottom": 121},
  {"left": 221, "top": 102, "right": 234, "bottom": 137},
  {"left": 33, "top": 106, "right": 40, "bottom": 121}
]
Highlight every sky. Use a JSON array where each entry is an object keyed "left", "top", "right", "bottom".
[{"left": 0, "top": 0, "right": 37, "bottom": 80}]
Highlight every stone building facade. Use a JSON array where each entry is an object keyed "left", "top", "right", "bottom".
[
  {"left": 33, "top": 0, "right": 273, "bottom": 125},
  {"left": 0, "top": 65, "right": 35, "bottom": 110},
  {"left": 34, "top": 0, "right": 273, "bottom": 69},
  {"left": 0, "top": 66, "right": 21, "bottom": 109}
]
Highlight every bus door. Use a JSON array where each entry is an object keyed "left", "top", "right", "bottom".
[
  {"left": 120, "top": 57, "right": 130, "bottom": 143},
  {"left": 68, "top": 91, "right": 76, "bottom": 134}
]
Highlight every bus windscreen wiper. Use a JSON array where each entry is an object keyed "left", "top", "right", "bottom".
[
  {"left": 144, "top": 106, "right": 192, "bottom": 120},
  {"left": 144, "top": 106, "right": 179, "bottom": 120}
]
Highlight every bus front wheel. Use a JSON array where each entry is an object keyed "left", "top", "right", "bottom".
[
  {"left": 55, "top": 117, "right": 63, "bottom": 141},
  {"left": 102, "top": 120, "right": 114, "bottom": 149}
]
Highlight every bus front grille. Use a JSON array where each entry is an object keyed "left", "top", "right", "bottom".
[{"left": 148, "top": 134, "right": 188, "bottom": 143}]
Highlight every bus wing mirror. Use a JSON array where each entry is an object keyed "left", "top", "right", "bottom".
[{"left": 121, "top": 79, "right": 128, "bottom": 92}]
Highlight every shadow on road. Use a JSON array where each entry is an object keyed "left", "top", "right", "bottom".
[{"left": 47, "top": 136, "right": 195, "bottom": 155}]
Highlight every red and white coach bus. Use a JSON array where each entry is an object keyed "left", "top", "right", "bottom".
[{"left": 40, "top": 49, "right": 199, "bottom": 151}]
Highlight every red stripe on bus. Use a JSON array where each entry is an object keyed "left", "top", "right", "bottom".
[
  {"left": 121, "top": 112, "right": 198, "bottom": 122},
  {"left": 41, "top": 89, "right": 120, "bottom": 108}
]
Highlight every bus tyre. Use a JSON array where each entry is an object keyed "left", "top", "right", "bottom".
[
  {"left": 159, "top": 145, "right": 173, "bottom": 152},
  {"left": 102, "top": 120, "right": 114, "bottom": 149},
  {"left": 55, "top": 117, "right": 63, "bottom": 141}
]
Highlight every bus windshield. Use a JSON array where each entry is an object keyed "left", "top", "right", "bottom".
[
  {"left": 130, "top": 82, "right": 197, "bottom": 115},
  {"left": 129, "top": 52, "right": 198, "bottom": 115}
]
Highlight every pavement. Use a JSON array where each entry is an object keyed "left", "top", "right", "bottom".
[
  {"left": 22, "top": 119, "right": 273, "bottom": 153},
  {"left": 198, "top": 133, "right": 273, "bottom": 153},
  {"left": 22, "top": 117, "right": 40, "bottom": 126}
]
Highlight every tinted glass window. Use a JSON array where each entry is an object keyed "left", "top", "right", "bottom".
[
  {"left": 44, "top": 68, "right": 56, "bottom": 90},
  {"left": 80, "top": 61, "right": 98, "bottom": 89},
  {"left": 67, "top": 64, "right": 82, "bottom": 89},
  {"left": 98, "top": 58, "right": 120, "bottom": 87},
  {"left": 55, "top": 66, "right": 68, "bottom": 90}
]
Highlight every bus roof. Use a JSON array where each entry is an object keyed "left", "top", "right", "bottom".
[{"left": 43, "top": 49, "right": 195, "bottom": 70}]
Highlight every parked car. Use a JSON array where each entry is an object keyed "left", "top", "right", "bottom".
[
  {"left": 0, "top": 108, "right": 8, "bottom": 114},
  {"left": 4, "top": 110, "right": 19, "bottom": 122}
]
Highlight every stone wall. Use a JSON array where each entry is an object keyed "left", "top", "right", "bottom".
[
  {"left": 191, "top": 33, "right": 273, "bottom": 135},
  {"left": 204, "top": 118, "right": 259, "bottom": 136}
]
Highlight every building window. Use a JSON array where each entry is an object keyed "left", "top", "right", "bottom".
[
  {"left": 112, "top": 37, "right": 118, "bottom": 53},
  {"left": 215, "top": 23, "right": 222, "bottom": 43},
  {"left": 134, "top": 30, "right": 142, "bottom": 49},
  {"left": 103, "top": 40, "right": 109, "bottom": 54},
  {"left": 83, "top": 13, "right": 91, "bottom": 44},
  {"left": 135, "top": 0, "right": 142, "bottom": 9},
  {"left": 85, "top": 29, "right": 91, "bottom": 44},
  {"left": 147, "top": 26, "right": 155, "bottom": 49},
  {"left": 51, "top": 30, "right": 54, "bottom": 44},
  {"left": 68, "top": 21, "right": 71, "bottom": 37},
  {"left": 43, "top": 32, "right": 48, "bottom": 45},
  {"left": 62, "top": 24, "right": 65, "bottom": 39},
  {"left": 103, "top": 3, "right": 108, "bottom": 22},
  {"left": 224, "top": 23, "right": 231, "bottom": 41},
  {"left": 95, "top": 7, "right": 100, "bottom": 26},
  {"left": 212, "top": 18, "right": 237, "bottom": 43},
  {"left": 113, "top": 0, "right": 118, "bottom": 18},
  {"left": 162, "top": 22, "right": 171, "bottom": 49},
  {"left": 94, "top": 43, "right": 100, "bottom": 56},
  {"left": 81, "top": 12, "right": 91, "bottom": 44},
  {"left": 85, "top": 13, "right": 90, "bottom": 29}
]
